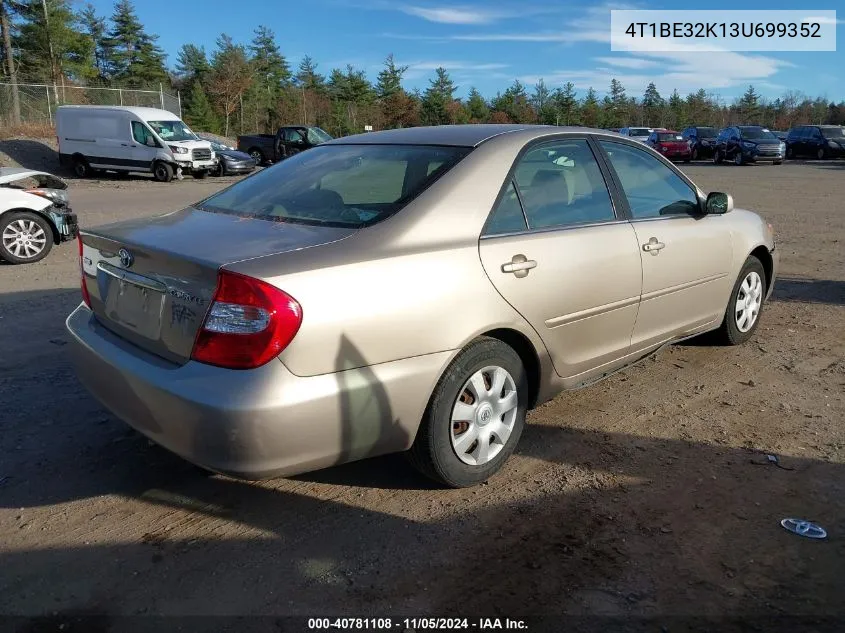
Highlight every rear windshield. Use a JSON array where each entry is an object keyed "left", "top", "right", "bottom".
[
  {"left": 657, "top": 133, "right": 684, "bottom": 141},
  {"left": 629, "top": 128, "right": 650, "bottom": 137},
  {"left": 821, "top": 127, "right": 845, "bottom": 137},
  {"left": 197, "top": 144, "right": 471, "bottom": 228},
  {"left": 696, "top": 127, "right": 717, "bottom": 137}
]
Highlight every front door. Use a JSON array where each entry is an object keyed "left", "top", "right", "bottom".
[
  {"left": 478, "top": 138, "right": 643, "bottom": 381},
  {"left": 597, "top": 140, "right": 734, "bottom": 350},
  {"left": 129, "top": 120, "right": 159, "bottom": 172}
]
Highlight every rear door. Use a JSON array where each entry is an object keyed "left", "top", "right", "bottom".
[
  {"left": 597, "top": 140, "right": 733, "bottom": 349},
  {"left": 478, "top": 137, "right": 642, "bottom": 381}
]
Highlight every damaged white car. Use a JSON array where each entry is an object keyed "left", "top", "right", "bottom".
[{"left": 0, "top": 168, "right": 79, "bottom": 264}]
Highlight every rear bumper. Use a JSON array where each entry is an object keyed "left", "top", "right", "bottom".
[{"left": 66, "top": 305, "right": 448, "bottom": 479}]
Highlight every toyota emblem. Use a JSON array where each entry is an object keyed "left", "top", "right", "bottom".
[{"left": 118, "top": 248, "right": 133, "bottom": 268}]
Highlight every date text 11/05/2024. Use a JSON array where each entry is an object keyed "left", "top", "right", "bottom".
[{"left": 307, "top": 618, "right": 529, "bottom": 630}]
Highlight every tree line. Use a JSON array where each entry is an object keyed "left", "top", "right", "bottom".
[{"left": 2, "top": 0, "right": 844, "bottom": 137}]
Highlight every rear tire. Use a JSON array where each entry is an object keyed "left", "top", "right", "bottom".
[
  {"left": 817, "top": 147, "right": 827, "bottom": 160},
  {"left": 73, "top": 156, "right": 92, "bottom": 178},
  {"left": 0, "top": 211, "right": 53, "bottom": 264},
  {"left": 773, "top": 160, "right": 783, "bottom": 165},
  {"left": 408, "top": 337, "right": 528, "bottom": 488},
  {"left": 713, "top": 257, "right": 766, "bottom": 346},
  {"left": 248, "top": 148, "right": 264, "bottom": 165},
  {"left": 691, "top": 147, "right": 699, "bottom": 161},
  {"left": 153, "top": 161, "right": 174, "bottom": 183}
]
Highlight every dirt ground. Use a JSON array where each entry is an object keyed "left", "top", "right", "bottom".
[{"left": 0, "top": 156, "right": 844, "bottom": 631}]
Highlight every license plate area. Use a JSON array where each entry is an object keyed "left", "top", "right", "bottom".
[{"left": 99, "top": 262, "right": 166, "bottom": 340}]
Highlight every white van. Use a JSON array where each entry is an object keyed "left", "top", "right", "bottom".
[{"left": 56, "top": 106, "right": 216, "bottom": 182}]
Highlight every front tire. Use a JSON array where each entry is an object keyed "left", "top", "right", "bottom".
[
  {"left": 691, "top": 147, "right": 699, "bottom": 161},
  {"left": 0, "top": 211, "right": 53, "bottom": 264},
  {"left": 192, "top": 170, "right": 208, "bottom": 180},
  {"left": 248, "top": 149, "right": 264, "bottom": 165},
  {"left": 713, "top": 257, "right": 766, "bottom": 346},
  {"left": 408, "top": 337, "right": 528, "bottom": 488},
  {"left": 817, "top": 147, "right": 827, "bottom": 160},
  {"left": 713, "top": 150, "right": 723, "bottom": 164},
  {"left": 734, "top": 152, "right": 744, "bottom": 166},
  {"left": 153, "top": 161, "right": 174, "bottom": 183}
]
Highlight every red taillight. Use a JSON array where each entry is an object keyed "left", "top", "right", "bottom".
[
  {"left": 191, "top": 270, "right": 302, "bottom": 370},
  {"left": 78, "top": 234, "right": 91, "bottom": 308}
]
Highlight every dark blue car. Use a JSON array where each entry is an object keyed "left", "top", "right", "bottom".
[{"left": 713, "top": 126, "right": 785, "bottom": 166}]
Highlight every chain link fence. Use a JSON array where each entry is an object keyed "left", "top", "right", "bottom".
[{"left": 0, "top": 83, "right": 181, "bottom": 128}]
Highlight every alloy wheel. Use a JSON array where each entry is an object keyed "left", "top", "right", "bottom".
[{"left": 2, "top": 218, "right": 47, "bottom": 259}]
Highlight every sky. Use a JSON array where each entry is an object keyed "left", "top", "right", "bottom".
[{"left": 83, "top": 0, "right": 844, "bottom": 102}]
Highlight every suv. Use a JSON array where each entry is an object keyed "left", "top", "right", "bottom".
[
  {"left": 618, "top": 127, "right": 652, "bottom": 143},
  {"left": 681, "top": 126, "right": 718, "bottom": 160},
  {"left": 785, "top": 125, "right": 845, "bottom": 160},
  {"left": 714, "top": 126, "right": 784, "bottom": 166},
  {"left": 237, "top": 126, "right": 333, "bottom": 165}
]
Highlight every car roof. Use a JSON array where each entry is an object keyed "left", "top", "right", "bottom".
[
  {"left": 56, "top": 105, "right": 181, "bottom": 120},
  {"left": 324, "top": 124, "right": 604, "bottom": 147}
]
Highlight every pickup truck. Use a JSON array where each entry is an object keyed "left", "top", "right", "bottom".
[{"left": 236, "top": 126, "right": 333, "bottom": 165}]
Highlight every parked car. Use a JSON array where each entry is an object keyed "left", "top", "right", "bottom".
[
  {"left": 771, "top": 130, "right": 788, "bottom": 142},
  {"left": 68, "top": 124, "right": 777, "bottom": 488},
  {"left": 198, "top": 137, "right": 257, "bottom": 176},
  {"left": 618, "top": 127, "right": 652, "bottom": 143},
  {"left": 680, "top": 126, "right": 718, "bottom": 160},
  {"left": 785, "top": 125, "right": 845, "bottom": 159},
  {"left": 713, "top": 126, "right": 785, "bottom": 165},
  {"left": 56, "top": 106, "right": 216, "bottom": 181},
  {"left": 237, "top": 126, "right": 333, "bottom": 165},
  {"left": 646, "top": 130, "right": 691, "bottom": 162},
  {"left": 0, "top": 168, "right": 78, "bottom": 264}
]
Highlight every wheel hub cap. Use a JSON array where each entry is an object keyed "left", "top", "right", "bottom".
[
  {"left": 450, "top": 365, "right": 519, "bottom": 466},
  {"left": 735, "top": 271, "right": 763, "bottom": 333}
]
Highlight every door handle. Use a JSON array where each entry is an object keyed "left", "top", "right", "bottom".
[
  {"left": 642, "top": 237, "right": 665, "bottom": 255},
  {"left": 501, "top": 254, "right": 537, "bottom": 278}
]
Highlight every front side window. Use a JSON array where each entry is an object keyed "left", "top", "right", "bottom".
[
  {"left": 132, "top": 121, "right": 156, "bottom": 146},
  {"left": 147, "top": 120, "right": 196, "bottom": 142},
  {"left": 284, "top": 128, "right": 306, "bottom": 143},
  {"left": 511, "top": 139, "right": 615, "bottom": 230},
  {"left": 599, "top": 141, "right": 700, "bottom": 219},
  {"left": 197, "top": 144, "right": 470, "bottom": 228}
]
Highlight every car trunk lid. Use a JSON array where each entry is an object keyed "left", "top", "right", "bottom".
[{"left": 80, "top": 207, "right": 356, "bottom": 364}]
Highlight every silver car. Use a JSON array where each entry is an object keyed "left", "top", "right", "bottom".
[{"left": 67, "top": 125, "right": 778, "bottom": 487}]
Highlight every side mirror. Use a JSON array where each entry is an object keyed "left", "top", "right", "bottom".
[{"left": 705, "top": 191, "right": 733, "bottom": 215}]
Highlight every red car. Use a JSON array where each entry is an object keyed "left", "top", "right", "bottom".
[{"left": 646, "top": 130, "right": 692, "bottom": 162}]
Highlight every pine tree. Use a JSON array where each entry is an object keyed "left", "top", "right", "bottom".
[
  {"left": 466, "top": 87, "right": 489, "bottom": 122},
  {"left": 183, "top": 81, "right": 217, "bottom": 132},
  {"left": 376, "top": 54, "right": 407, "bottom": 99},
  {"left": 491, "top": 80, "right": 533, "bottom": 123},
  {"left": 606, "top": 78, "right": 627, "bottom": 127},
  {"left": 420, "top": 67, "right": 455, "bottom": 126},
  {"left": 16, "top": 0, "right": 96, "bottom": 84},
  {"left": 295, "top": 55, "right": 326, "bottom": 92},
  {"left": 175, "top": 44, "right": 210, "bottom": 84},
  {"left": 667, "top": 89, "right": 685, "bottom": 128},
  {"left": 553, "top": 82, "right": 577, "bottom": 125},
  {"left": 581, "top": 88, "right": 600, "bottom": 127},
  {"left": 250, "top": 26, "right": 290, "bottom": 92},
  {"left": 642, "top": 82, "right": 664, "bottom": 127},
  {"left": 532, "top": 79, "right": 556, "bottom": 125},
  {"left": 104, "top": 0, "right": 167, "bottom": 85},
  {"left": 79, "top": 3, "right": 107, "bottom": 80},
  {"left": 738, "top": 85, "right": 760, "bottom": 124}
]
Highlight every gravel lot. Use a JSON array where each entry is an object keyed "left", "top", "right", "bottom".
[{"left": 1, "top": 160, "right": 844, "bottom": 629}]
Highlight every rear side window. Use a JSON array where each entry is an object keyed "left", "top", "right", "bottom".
[
  {"left": 198, "top": 144, "right": 470, "bottom": 228},
  {"left": 513, "top": 139, "right": 615, "bottom": 230},
  {"left": 485, "top": 182, "right": 527, "bottom": 235}
]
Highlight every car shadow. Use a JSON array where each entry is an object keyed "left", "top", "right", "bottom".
[
  {"left": 2, "top": 289, "right": 844, "bottom": 627},
  {"left": 772, "top": 277, "right": 845, "bottom": 306}
]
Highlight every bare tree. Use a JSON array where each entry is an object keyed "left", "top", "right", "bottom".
[{"left": 0, "top": 0, "right": 21, "bottom": 124}]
